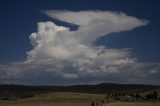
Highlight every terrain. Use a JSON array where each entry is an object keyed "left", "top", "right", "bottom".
[{"left": 0, "top": 83, "right": 160, "bottom": 106}]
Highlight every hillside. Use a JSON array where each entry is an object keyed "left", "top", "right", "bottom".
[{"left": 0, "top": 83, "right": 159, "bottom": 101}]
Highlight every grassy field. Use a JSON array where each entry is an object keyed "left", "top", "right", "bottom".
[
  {"left": 0, "top": 102, "right": 90, "bottom": 106},
  {"left": 0, "top": 92, "right": 104, "bottom": 106},
  {"left": 0, "top": 92, "right": 160, "bottom": 106},
  {"left": 106, "top": 102, "right": 160, "bottom": 106},
  {"left": 1, "top": 102, "right": 160, "bottom": 106}
]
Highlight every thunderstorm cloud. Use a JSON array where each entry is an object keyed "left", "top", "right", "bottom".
[{"left": 0, "top": 10, "right": 159, "bottom": 85}]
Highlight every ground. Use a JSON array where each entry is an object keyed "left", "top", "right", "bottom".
[
  {"left": 0, "top": 92, "right": 160, "bottom": 106},
  {"left": 0, "top": 92, "right": 104, "bottom": 106},
  {"left": 106, "top": 102, "right": 160, "bottom": 106}
]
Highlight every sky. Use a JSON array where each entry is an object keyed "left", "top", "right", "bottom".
[{"left": 0, "top": 0, "right": 160, "bottom": 85}]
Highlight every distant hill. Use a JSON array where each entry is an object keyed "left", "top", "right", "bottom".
[{"left": 0, "top": 83, "right": 159, "bottom": 100}]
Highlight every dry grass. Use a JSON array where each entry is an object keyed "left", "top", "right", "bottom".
[
  {"left": 0, "top": 92, "right": 104, "bottom": 106},
  {"left": 106, "top": 102, "right": 160, "bottom": 106},
  {"left": 1, "top": 92, "right": 160, "bottom": 106},
  {"left": 0, "top": 102, "right": 90, "bottom": 106}
]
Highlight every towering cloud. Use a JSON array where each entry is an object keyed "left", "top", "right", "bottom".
[
  {"left": 26, "top": 10, "right": 148, "bottom": 78},
  {"left": 27, "top": 10, "right": 148, "bottom": 63},
  {"left": 1, "top": 10, "right": 159, "bottom": 85}
]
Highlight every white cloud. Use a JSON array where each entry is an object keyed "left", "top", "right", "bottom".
[
  {"left": 44, "top": 10, "right": 148, "bottom": 43},
  {"left": 1, "top": 10, "right": 159, "bottom": 85},
  {"left": 27, "top": 10, "right": 148, "bottom": 70}
]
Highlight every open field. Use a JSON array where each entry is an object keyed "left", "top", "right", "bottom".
[
  {"left": 0, "top": 88, "right": 160, "bottom": 106},
  {"left": 1, "top": 101, "right": 160, "bottom": 106},
  {"left": 0, "top": 92, "right": 104, "bottom": 106},
  {"left": 0, "top": 102, "right": 90, "bottom": 106},
  {"left": 106, "top": 102, "right": 160, "bottom": 106},
  {"left": 1, "top": 92, "right": 160, "bottom": 106}
]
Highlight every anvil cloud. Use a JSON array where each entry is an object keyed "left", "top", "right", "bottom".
[{"left": 1, "top": 10, "right": 159, "bottom": 85}]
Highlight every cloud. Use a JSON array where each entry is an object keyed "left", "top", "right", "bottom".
[
  {"left": 1, "top": 10, "right": 159, "bottom": 85},
  {"left": 44, "top": 10, "right": 148, "bottom": 43}
]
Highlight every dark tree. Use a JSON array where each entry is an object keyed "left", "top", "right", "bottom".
[
  {"left": 146, "top": 91, "right": 158, "bottom": 100},
  {"left": 102, "top": 99, "right": 104, "bottom": 104},
  {"left": 153, "top": 91, "right": 158, "bottom": 99},
  {"left": 96, "top": 102, "right": 98, "bottom": 106},
  {"left": 91, "top": 102, "right": 95, "bottom": 106}
]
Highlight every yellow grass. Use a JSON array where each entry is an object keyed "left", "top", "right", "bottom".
[
  {"left": 0, "top": 92, "right": 104, "bottom": 106},
  {"left": 106, "top": 102, "right": 160, "bottom": 106},
  {"left": 1, "top": 92, "right": 160, "bottom": 106}
]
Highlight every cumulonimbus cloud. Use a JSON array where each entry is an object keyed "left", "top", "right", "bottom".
[{"left": 0, "top": 10, "right": 159, "bottom": 85}]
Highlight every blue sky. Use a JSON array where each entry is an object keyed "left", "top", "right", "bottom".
[{"left": 0, "top": 0, "right": 160, "bottom": 85}]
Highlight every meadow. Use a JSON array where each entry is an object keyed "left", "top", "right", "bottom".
[
  {"left": 0, "top": 92, "right": 104, "bottom": 106},
  {"left": 1, "top": 92, "right": 160, "bottom": 106},
  {"left": 0, "top": 84, "right": 160, "bottom": 106},
  {"left": 106, "top": 102, "right": 160, "bottom": 106}
]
